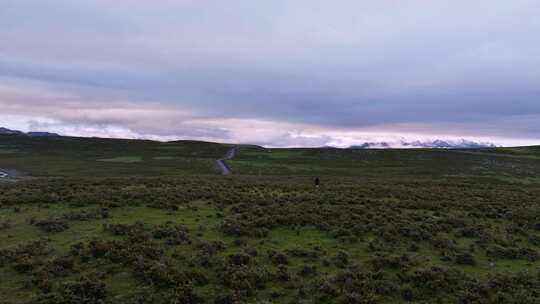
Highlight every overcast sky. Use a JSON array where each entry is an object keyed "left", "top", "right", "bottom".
[{"left": 1, "top": 1, "right": 539, "bottom": 147}]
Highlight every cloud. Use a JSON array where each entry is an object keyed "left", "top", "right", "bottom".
[
  {"left": 0, "top": 1, "right": 539, "bottom": 146},
  {"left": 1, "top": 81, "right": 537, "bottom": 147}
]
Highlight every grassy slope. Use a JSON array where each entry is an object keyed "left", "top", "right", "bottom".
[
  {"left": 229, "top": 146, "right": 540, "bottom": 180},
  {"left": 2, "top": 134, "right": 539, "bottom": 180},
  {"left": 0, "top": 135, "right": 231, "bottom": 177}
]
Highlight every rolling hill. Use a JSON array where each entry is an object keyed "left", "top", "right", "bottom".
[{"left": 1, "top": 134, "right": 539, "bottom": 181}]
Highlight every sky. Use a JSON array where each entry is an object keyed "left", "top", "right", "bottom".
[{"left": 1, "top": 1, "right": 539, "bottom": 147}]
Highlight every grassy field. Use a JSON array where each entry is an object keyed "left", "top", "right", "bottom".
[
  {"left": 229, "top": 146, "right": 540, "bottom": 178},
  {"left": 1, "top": 135, "right": 539, "bottom": 303},
  {"left": 0, "top": 135, "right": 232, "bottom": 177}
]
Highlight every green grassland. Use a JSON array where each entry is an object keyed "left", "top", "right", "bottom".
[
  {"left": 1, "top": 135, "right": 540, "bottom": 303},
  {"left": 0, "top": 135, "right": 231, "bottom": 177},
  {"left": 229, "top": 146, "right": 540, "bottom": 179}
]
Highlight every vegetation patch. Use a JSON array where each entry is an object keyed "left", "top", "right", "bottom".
[
  {"left": 152, "top": 156, "right": 178, "bottom": 160},
  {"left": 0, "top": 175, "right": 539, "bottom": 303},
  {"left": 0, "top": 136, "right": 540, "bottom": 303},
  {"left": 98, "top": 156, "right": 143, "bottom": 163}
]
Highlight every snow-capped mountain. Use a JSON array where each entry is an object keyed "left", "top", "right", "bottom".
[{"left": 349, "top": 139, "right": 496, "bottom": 149}]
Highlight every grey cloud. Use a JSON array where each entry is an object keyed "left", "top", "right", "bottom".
[
  {"left": 1, "top": 1, "right": 539, "bottom": 145},
  {"left": 248, "top": 133, "right": 334, "bottom": 148}
]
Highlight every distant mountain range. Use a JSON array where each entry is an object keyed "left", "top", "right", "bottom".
[
  {"left": 0, "top": 127, "right": 60, "bottom": 137},
  {"left": 349, "top": 139, "right": 496, "bottom": 149}
]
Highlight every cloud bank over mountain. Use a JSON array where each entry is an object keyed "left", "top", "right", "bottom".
[{"left": 1, "top": 1, "right": 539, "bottom": 147}]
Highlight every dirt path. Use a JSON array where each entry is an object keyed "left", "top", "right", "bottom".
[
  {"left": 0, "top": 170, "right": 14, "bottom": 182},
  {"left": 0, "top": 169, "right": 25, "bottom": 182},
  {"left": 216, "top": 147, "right": 236, "bottom": 175}
]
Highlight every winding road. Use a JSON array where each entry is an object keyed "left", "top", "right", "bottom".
[{"left": 216, "top": 147, "right": 236, "bottom": 175}]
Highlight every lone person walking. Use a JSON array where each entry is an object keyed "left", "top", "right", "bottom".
[{"left": 314, "top": 177, "right": 320, "bottom": 188}]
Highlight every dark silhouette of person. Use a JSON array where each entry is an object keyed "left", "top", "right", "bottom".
[{"left": 314, "top": 177, "right": 320, "bottom": 188}]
